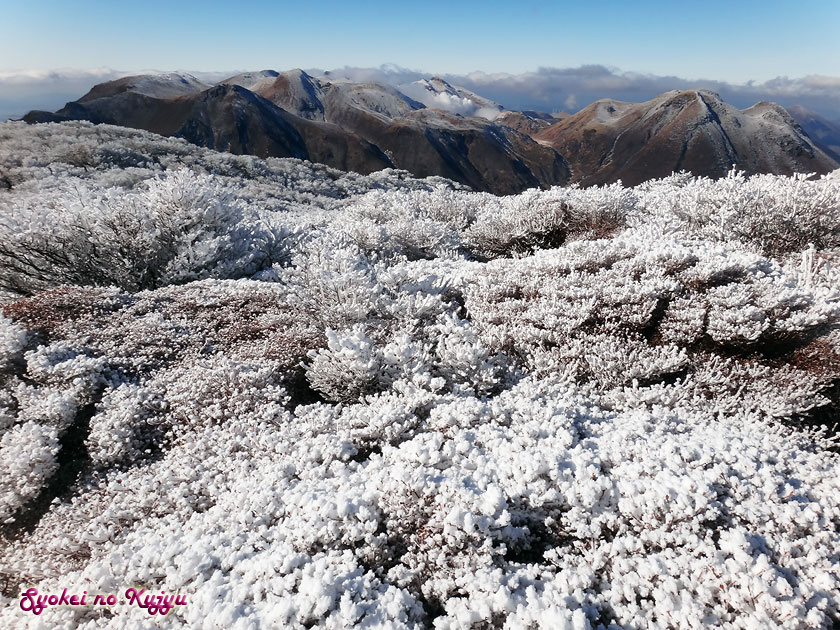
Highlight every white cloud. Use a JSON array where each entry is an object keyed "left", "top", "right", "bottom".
[{"left": 311, "top": 64, "right": 426, "bottom": 86}]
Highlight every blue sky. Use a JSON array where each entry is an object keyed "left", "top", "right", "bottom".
[{"left": 2, "top": 0, "right": 838, "bottom": 83}]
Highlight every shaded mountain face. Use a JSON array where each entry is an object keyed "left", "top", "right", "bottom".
[
  {"left": 351, "top": 108, "right": 569, "bottom": 196},
  {"left": 25, "top": 85, "right": 311, "bottom": 160},
  {"left": 536, "top": 90, "right": 838, "bottom": 186},
  {"left": 787, "top": 105, "right": 840, "bottom": 162},
  {"left": 166, "top": 85, "right": 310, "bottom": 159},
  {"left": 495, "top": 110, "right": 568, "bottom": 137},
  {"left": 26, "top": 70, "right": 569, "bottom": 194},
  {"left": 24, "top": 75, "right": 392, "bottom": 175},
  {"left": 306, "top": 78, "right": 569, "bottom": 195}
]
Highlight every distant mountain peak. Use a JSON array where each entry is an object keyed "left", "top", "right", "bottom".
[
  {"left": 398, "top": 77, "right": 503, "bottom": 120},
  {"left": 284, "top": 68, "right": 312, "bottom": 79},
  {"left": 537, "top": 89, "right": 837, "bottom": 186},
  {"left": 217, "top": 70, "right": 280, "bottom": 91},
  {"left": 77, "top": 72, "right": 210, "bottom": 103}
]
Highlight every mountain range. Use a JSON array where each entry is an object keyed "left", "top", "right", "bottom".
[{"left": 23, "top": 69, "right": 839, "bottom": 194}]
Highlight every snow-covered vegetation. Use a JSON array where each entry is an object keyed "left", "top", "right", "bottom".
[{"left": 0, "top": 121, "right": 839, "bottom": 629}]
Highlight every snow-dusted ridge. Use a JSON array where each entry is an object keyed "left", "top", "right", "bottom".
[
  {"left": 76, "top": 72, "right": 211, "bottom": 102},
  {"left": 398, "top": 77, "right": 504, "bottom": 120},
  {"left": 217, "top": 70, "right": 281, "bottom": 91},
  {"left": 0, "top": 122, "right": 839, "bottom": 629}
]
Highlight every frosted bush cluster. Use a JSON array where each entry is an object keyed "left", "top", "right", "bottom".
[
  {"left": 0, "top": 423, "right": 59, "bottom": 524},
  {"left": 0, "top": 122, "right": 839, "bottom": 629},
  {"left": 0, "top": 314, "right": 27, "bottom": 372},
  {"left": 636, "top": 170, "right": 840, "bottom": 254}
]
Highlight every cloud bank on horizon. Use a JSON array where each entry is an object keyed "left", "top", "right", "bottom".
[
  {"left": 2, "top": 64, "right": 839, "bottom": 123},
  {"left": 324, "top": 65, "right": 840, "bottom": 121},
  {"left": 0, "top": 68, "right": 229, "bottom": 122}
]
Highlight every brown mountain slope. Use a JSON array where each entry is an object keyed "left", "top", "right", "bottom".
[
  {"left": 495, "top": 110, "right": 568, "bottom": 137},
  {"left": 787, "top": 105, "right": 840, "bottom": 162},
  {"left": 317, "top": 80, "right": 569, "bottom": 195},
  {"left": 537, "top": 90, "right": 839, "bottom": 186},
  {"left": 249, "top": 71, "right": 570, "bottom": 194}
]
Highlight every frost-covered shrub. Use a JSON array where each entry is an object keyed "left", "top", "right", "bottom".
[
  {"left": 305, "top": 303, "right": 512, "bottom": 403},
  {"left": 432, "top": 315, "right": 508, "bottom": 395},
  {"left": 564, "top": 334, "right": 688, "bottom": 388},
  {"left": 0, "top": 286, "right": 131, "bottom": 344},
  {"left": 0, "top": 390, "right": 16, "bottom": 434},
  {"left": 164, "top": 356, "right": 289, "bottom": 428},
  {"left": 0, "top": 169, "right": 277, "bottom": 294},
  {"left": 690, "top": 355, "right": 832, "bottom": 418},
  {"left": 282, "top": 235, "right": 464, "bottom": 344},
  {"left": 0, "top": 313, "right": 27, "bottom": 373},
  {"left": 342, "top": 188, "right": 474, "bottom": 260},
  {"left": 307, "top": 325, "right": 383, "bottom": 403},
  {"left": 85, "top": 384, "right": 166, "bottom": 468},
  {"left": 2, "top": 123, "right": 840, "bottom": 630},
  {"left": 466, "top": 184, "right": 630, "bottom": 258},
  {"left": 459, "top": 231, "right": 840, "bottom": 427},
  {"left": 306, "top": 318, "right": 506, "bottom": 402},
  {"left": 638, "top": 169, "right": 840, "bottom": 255},
  {"left": 283, "top": 235, "right": 386, "bottom": 329},
  {"left": 0, "top": 422, "right": 59, "bottom": 523},
  {"left": 657, "top": 295, "right": 708, "bottom": 345},
  {"left": 378, "top": 332, "right": 441, "bottom": 393}
]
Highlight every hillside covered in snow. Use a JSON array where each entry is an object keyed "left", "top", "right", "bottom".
[{"left": 0, "top": 121, "right": 839, "bottom": 629}]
